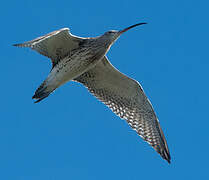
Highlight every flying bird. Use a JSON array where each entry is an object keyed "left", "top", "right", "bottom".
[{"left": 14, "top": 23, "right": 171, "bottom": 163}]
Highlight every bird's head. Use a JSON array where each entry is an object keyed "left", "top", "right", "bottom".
[{"left": 101, "top": 22, "right": 147, "bottom": 46}]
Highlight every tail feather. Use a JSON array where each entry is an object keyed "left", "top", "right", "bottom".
[{"left": 32, "top": 81, "right": 52, "bottom": 103}]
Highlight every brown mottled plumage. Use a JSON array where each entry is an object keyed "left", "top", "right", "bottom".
[{"left": 13, "top": 23, "right": 171, "bottom": 163}]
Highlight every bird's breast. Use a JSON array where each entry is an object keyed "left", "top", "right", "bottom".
[{"left": 48, "top": 46, "right": 106, "bottom": 87}]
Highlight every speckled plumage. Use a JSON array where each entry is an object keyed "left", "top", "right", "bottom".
[
  {"left": 75, "top": 57, "right": 170, "bottom": 162},
  {"left": 14, "top": 24, "right": 171, "bottom": 163}
]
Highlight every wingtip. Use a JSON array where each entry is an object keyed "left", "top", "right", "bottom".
[
  {"left": 13, "top": 43, "right": 19, "bottom": 47},
  {"left": 166, "top": 156, "right": 171, "bottom": 164},
  {"left": 13, "top": 43, "right": 24, "bottom": 47},
  {"left": 164, "top": 152, "right": 171, "bottom": 164},
  {"left": 155, "top": 120, "right": 171, "bottom": 164},
  {"left": 160, "top": 145, "right": 171, "bottom": 164}
]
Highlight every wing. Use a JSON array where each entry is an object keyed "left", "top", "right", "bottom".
[
  {"left": 74, "top": 56, "right": 171, "bottom": 163},
  {"left": 13, "top": 28, "right": 85, "bottom": 67}
]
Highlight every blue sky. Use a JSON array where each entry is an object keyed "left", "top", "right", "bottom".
[{"left": 1, "top": 0, "right": 209, "bottom": 179}]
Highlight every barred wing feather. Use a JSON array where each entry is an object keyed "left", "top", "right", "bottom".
[
  {"left": 75, "top": 56, "right": 170, "bottom": 163},
  {"left": 13, "top": 28, "right": 85, "bottom": 67}
]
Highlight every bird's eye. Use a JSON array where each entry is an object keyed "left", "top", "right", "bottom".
[{"left": 105, "top": 31, "right": 115, "bottom": 35}]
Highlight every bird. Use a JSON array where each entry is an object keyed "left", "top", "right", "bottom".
[{"left": 13, "top": 23, "right": 171, "bottom": 163}]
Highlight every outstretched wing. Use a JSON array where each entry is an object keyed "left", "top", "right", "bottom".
[
  {"left": 74, "top": 56, "right": 171, "bottom": 163},
  {"left": 13, "top": 28, "right": 85, "bottom": 67}
]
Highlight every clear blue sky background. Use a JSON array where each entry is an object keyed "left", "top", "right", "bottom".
[{"left": 1, "top": 0, "right": 209, "bottom": 179}]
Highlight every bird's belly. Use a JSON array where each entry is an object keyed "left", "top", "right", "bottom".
[{"left": 47, "top": 49, "right": 104, "bottom": 87}]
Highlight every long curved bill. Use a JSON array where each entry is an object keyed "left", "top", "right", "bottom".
[{"left": 119, "top": 23, "right": 147, "bottom": 34}]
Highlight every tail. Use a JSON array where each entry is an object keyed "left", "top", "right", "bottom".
[{"left": 32, "top": 80, "right": 54, "bottom": 103}]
